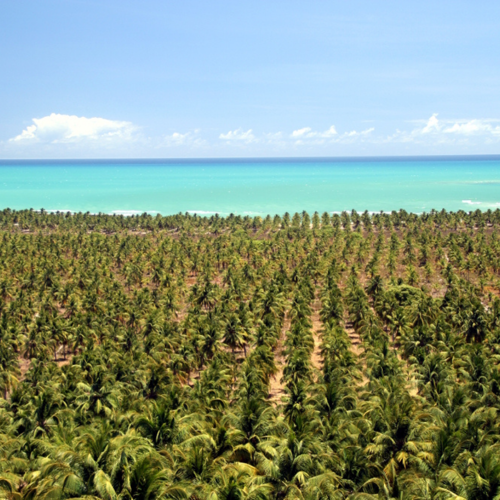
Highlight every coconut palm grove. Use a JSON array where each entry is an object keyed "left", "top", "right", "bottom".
[{"left": 2, "top": 208, "right": 500, "bottom": 499}]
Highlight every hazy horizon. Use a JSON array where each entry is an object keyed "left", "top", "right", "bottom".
[{"left": 2, "top": 154, "right": 500, "bottom": 163}]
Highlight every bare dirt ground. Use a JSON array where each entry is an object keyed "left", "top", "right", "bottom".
[
  {"left": 346, "top": 321, "right": 363, "bottom": 357},
  {"left": 268, "top": 290, "right": 323, "bottom": 403},
  {"left": 268, "top": 310, "right": 290, "bottom": 404},
  {"left": 310, "top": 293, "right": 323, "bottom": 373},
  {"left": 19, "top": 357, "right": 31, "bottom": 380}
]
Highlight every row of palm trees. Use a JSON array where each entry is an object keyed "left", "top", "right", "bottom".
[{"left": 2, "top": 207, "right": 500, "bottom": 234}]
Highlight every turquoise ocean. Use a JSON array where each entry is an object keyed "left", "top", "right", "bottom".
[{"left": 1, "top": 156, "right": 500, "bottom": 216}]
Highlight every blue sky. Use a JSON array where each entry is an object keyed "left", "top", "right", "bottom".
[{"left": 1, "top": 0, "right": 500, "bottom": 158}]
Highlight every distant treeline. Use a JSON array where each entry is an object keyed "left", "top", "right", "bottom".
[{"left": 1, "top": 207, "right": 500, "bottom": 232}]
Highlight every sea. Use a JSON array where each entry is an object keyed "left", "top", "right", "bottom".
[{"left": 0, "top": 156, "right": 499, "bottom": 216}]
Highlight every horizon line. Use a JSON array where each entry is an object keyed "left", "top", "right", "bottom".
[{"left": 1, "top": 153, "right": 500, "bottom": 163}]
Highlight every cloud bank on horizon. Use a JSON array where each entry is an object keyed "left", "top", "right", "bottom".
[
  {"left": 10, "top": 113, "right": 136, "bottom": 144},
  {"left": 2, "top": 113, "right": 500, "bottom": 158}
]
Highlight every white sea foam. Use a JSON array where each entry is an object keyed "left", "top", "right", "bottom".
[
  {"left": 461, "top": 200, "right": 500, "bottom": 209},
  {"left": 187, "top": 210, "right": 220, "bottom": 215},
  {"left": 462, "top": 180, "right": 500, "bottom": 184},
  {"left": 40, "top": 209, "right": 100, "bottom": 215},
  {"left": 111, "top": 210, "right": 158, "bottom": 216},
  {"left": 328, "top": 211, "right": 393, "bottom": 215}
]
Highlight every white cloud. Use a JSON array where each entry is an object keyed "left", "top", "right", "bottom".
[
  {"left": 10, "top": 113, "right": 136, "bottom": 144},
  {"left": 289, "top": 125, "right": 374, "bottom": 145},
  {"left": 421, "top": 113, "right": 440, "bottom": 134},
  {"left": 387, "top": 114, "right": 500, "bottom": 144},
  {"left": 291, "top": 127, "right": 312, "bottom": 138},
  {"left": 291, "top": 125, "right": 337, "bottom": 139},
  {"left": 169, "top": 132, "right": 190, "bottom": 143},
  {"left": 343, "top": 127, "right": 375, "bottom": 137},
  {"left": 219, "top": 128, "right": 256, "bottom": 142},
  {"left": 162, "top": 129, "right": 207, "bottom": 148},
  {"left": 5, "top": 112, "right": 500, "bottom": 158},
  {"left": 320, "top": 125, "right": 338, "bottom": 138},
  {"left": 444, "top": 120, "right": 500, "bottom": 136}
]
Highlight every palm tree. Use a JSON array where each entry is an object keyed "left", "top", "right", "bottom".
[
  {"left": 463, "top": 302, "right": 488, "bottom": 343},
  {"left": 387, "top": 307, "right": 409, "bottom": 345},
  {"left": 223, "top": 314, "right": 247, "bottom": 356}
]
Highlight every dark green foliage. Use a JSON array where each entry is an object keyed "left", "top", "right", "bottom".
[{"left": 0, "top": 208, "right": 499, "bottom": 498}]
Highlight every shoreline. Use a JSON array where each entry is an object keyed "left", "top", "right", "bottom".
[{"left": 2, "top": 206, "right": 498, "bottom": 220}]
